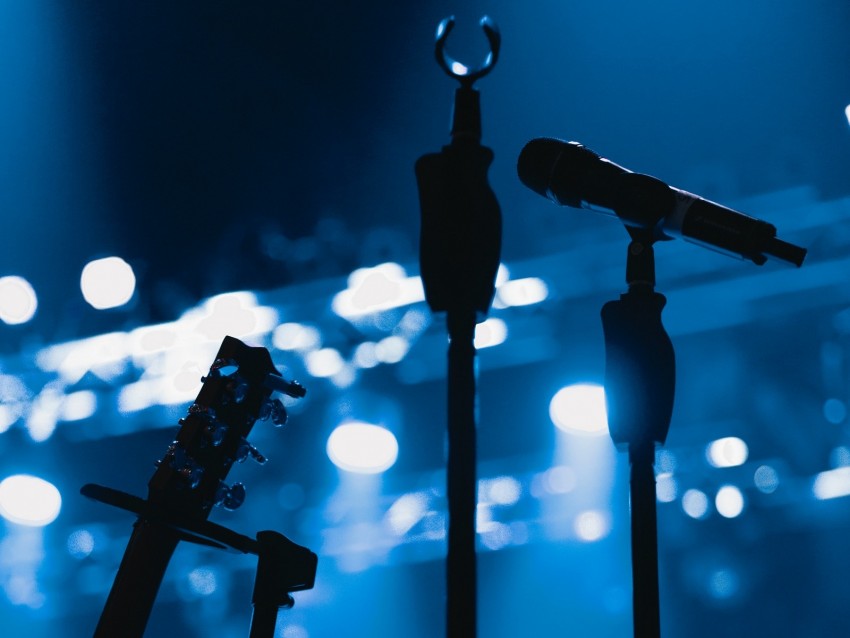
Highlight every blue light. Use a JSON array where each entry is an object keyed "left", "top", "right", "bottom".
[
  {"left": 549, "top": 383, "right": 609, "bottom": 435},
  {"left": 187, "top": 567, "right": 218, "bottom": 596},
  {"left": 385, "top": 492, "right": 429, "bottom": 536},
  {"left": 327, "top": 421, "right": 399, "bottom": 474},
  {"left": 845, "top": 104, "right": 850, "bottom": 127},
  {"left": 823, "top": 398, "right": 847, "bottom": 424},
  {"left": 682, "top": 489, "right": 709, "bottom": 519},
  {"left": 67, "top": 529, "right": 95, "bottom": 559},
  {"left": 0, "top": 475, "right": 61, "bottom": 527},
  {"left": 753, "top": 465, "right": 779, "bottom": 494},
  {"left": 708, "top": 568, "right": 741, "bottom": 600}
]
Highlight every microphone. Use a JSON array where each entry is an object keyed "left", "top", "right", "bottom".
[{"left": 517, "top": 138, "right": 806, "bottom": 267}]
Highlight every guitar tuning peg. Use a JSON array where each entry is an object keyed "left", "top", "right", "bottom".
[
  {"left": 235, "top": 438, "right": 268, "bottom": 465},
  {"left": 229, "top": 378, "right": 249, "bottom": 404},
  {"left": 165, "top": 442, "right": 204, "bottom": 489},
  {"left": 259, "top": 398, "right": 288, "bottom": 427},
  {"left": 215, "top": 481, "right": 246, "bottom": 511},
  {"left": 264, "top": 373, "right": 307, "bottom": 399}
]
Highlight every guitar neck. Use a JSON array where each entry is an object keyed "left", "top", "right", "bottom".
[{"left": 94, "top": 519, "right": 181, "bottom": 638}]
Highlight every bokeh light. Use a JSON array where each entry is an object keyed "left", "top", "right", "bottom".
[
  {"left": 549, "top": 383, "right": 609, "bottom": 435},
  {"left": 327, "top": 421, "right": 399, "bottom": 474},
  {"left": 80, "top": 257, "right": 136, "bottom": 310},
  {"left": 706, "top": 437, "right": 749, "bottom": 468},
  {"left": 0, "top": 276, "right": 37, "bottom": 325},
  {"left": 682, "top": 489, "right": 710, "bottom": 520},
  {"left": 0, "top": 475, "right": 62, "bottom": 527},
  {"left": 715, "top": 485, "right": 745, "bottom": 518}
]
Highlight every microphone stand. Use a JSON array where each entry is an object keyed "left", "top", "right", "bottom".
[
  {"left": 414, "top": 16, "right": 502, "bottom": 638},
  {"left": 600, "top": 227, "right": 675, "bottom": 638}
]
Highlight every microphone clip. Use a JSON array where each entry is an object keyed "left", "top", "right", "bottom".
[{"left": 434, "top": 16, "right": 501, "bottom": 143}]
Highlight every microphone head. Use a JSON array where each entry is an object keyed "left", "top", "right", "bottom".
[
  {"left": 518, "top": 138, "right": 607, "bottom": 208},
  {"left": 517, "top": 138, "right": 571, "bottom": 197}
]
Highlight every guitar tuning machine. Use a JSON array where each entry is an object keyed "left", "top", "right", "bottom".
[
  {"left": 259, "top": 397, "right": 288, "bottom": 427},
  {"left": 215, "top": 481, "right": 246, "bottom": 511},
  {"left": 163, "top": 442, "right": 205, "bottom": 489},
  {"left": 235, "top": 438, "right": 268, "bottom": 465},
  {"left": 264, "top": 373, "right": 307, "bottom": 399},
  {"left": 184, "top": 405, "right": 228, "bottom": 446}
]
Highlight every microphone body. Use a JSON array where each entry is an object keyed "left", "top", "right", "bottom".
[{"left": 517, "top": 138, "right": 806, "bottom": 267}]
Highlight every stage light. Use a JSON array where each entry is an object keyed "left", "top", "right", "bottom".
[
  {"left": 823, "top": 398, "right": 846, "bottom": 424},
  {"left": 327, "top": 421, "right": 399, "bottom": 474},
  {"left": 474, "top": 318, "right": 507, "bottom": 349},
  {"left": 26, "top": 389, "right": 61, "bottom": 442},
  {"left": 67, "top": 529, "right": 95, "bottom": 559},
  {"left": 574, "top": 510, "right": 611, "bottom": 542},
  {"left": 480, "top": 476, "right": 522, "bottom": 506},
  {"left": 117, "top": 379, "right": 158, "bottom": 413},
  {"left": 305, "top": 348, "right": 345, "bottom": 378},
  {"left": 549, "top": 383, "right": 609, "bottom": 435},
  {"left": 353, "top": 342, "right": 380, "bottom": 369},
  {"left": 375, "top": 336, "right": 409, "bottom": 364},
  {"left": 656, "top": 472, "right": 678, "bottom": 503},
  {"left": 273, "top": 322, "right": 321, "bottom": 352},
  {"left": 59, "top": 390, "right": 97, "bottom": 422},
  {"left": 0, "top": 276, "right": 37, "bottom": 325},
  {"left": 36, "top": 331, "right": 129, "bottom": 384},
  {"left": 706, "top": 437, "right": 748, "bottom": 468},
  {"left": 80, "top": 257, "right": 136, "bottom": 309},
  {"left": 813, "top": 466, "right": 850, "bottom": 500},
  {"left": 539, "top": 465, "right": 577, "bottom": 495},
  {"left": 753, "top": 465, "right": 779, "bottom": 494},
  {"left": 189, "top": 292, "right": 278, "bottom": 341},
  {"left": 0, "top": 374, "right": 28, "bottom": 433},
  {"left": 385, "top": 492, "right": 429, "bottom": 535},
  {"left": 496, "top": 277, "right": 548, "bottom": 307},
  {"left": 0, "top": 475, "right": 61, "bottom": 527},
  {"left": 332, "top": 262, "right": 425, "bottom": 318},
  {"left": 715, "top": 485, "right": 745, "bottom": 518},
  {"left": 708, "top": 568, "right": 740, "bottom": 600},
  {"left": 480, "top": 521, "right": 513, "bottom": 550},
  {"left": 682, "top": 488, "right": 709, "bottom": 519},
  {"left": 845, "top": 104, "right": 850, "bottom": 127},
  {"left": 187, "top": 567, "right": 218, "bottom": 596}
]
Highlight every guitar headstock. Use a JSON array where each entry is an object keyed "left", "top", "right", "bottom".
[{"left": 148, "top": 336, "right": 305, "bottom": 518}]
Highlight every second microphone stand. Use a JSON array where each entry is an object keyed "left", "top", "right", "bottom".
[
  {"left": 415, "top": 16, "right": 502, "bottom": 638},
  {"left": 600, "top": 227, "right": 675, "bottom": 638}
]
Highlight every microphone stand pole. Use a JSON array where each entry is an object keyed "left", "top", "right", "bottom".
[
  {"left": 415, "top": 16, "right": 502, "bottom": 638},
  {"left": 600, "top": 228, "right": 675, "bottom": 638}
]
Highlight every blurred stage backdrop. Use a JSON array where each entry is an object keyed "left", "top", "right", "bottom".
[{"left": 1, "top": 1, "right": 850, "bottom": 636}]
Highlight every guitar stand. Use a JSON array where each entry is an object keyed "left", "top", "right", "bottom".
[
  {"left": 82, "top": 484, "right": 318, "bottom": 638},
  {"left": 599, "top": 228, "right": 675, "bottom": 638}
]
